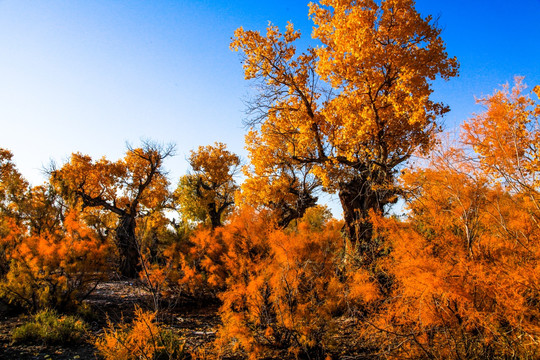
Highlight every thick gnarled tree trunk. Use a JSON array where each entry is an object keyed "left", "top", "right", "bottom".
[
  {"left": 338, "top": 172, "right": 397, "bottom": 260},
  {"left": 115, "top": 214, "right": 141, "bottom": 278},
  {"left": 339, "top": 178, "right": 380, "bottom": 245}
]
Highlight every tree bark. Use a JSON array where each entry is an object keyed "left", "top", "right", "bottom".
[
  {"left": 208, "top": 204, "right": 222, "bottom": 230},
  {"left": 338, "top": 172, "right": 397, "bottom": 259},
  {"left": 115, "top": 214, "right": 141, "bottom": 278},
  {"left": 276, "top": 191, "right": 318, "bottom": 229},
  {"left": 338, "top": 177, "right": 379, "bottom": 245}
]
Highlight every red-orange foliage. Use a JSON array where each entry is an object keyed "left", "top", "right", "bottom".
[
  {"left": 0, "top": 210, "right": 110, "bottom": 311},
  {"left": 145, "top": 206, "right": 380, "bottom": 358},
  {"left": 1, "top": 150, "right": 111, "bottom": 310},
  {"left": 215, "top": 207, "right": 378, "bottom": 359},
  {"left": 369, "top": 81, "right": 540, "bottom": 358},
  {"left": 373, "top": 176, "right": 540, "bottom": 358},
  {"left": 147, "top": 207, "right": 274, "bottom": 300}
]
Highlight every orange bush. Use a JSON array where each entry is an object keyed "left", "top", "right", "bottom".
[
  {"left": 215, "top": 209, "right": 378, "bottom": 359},
  {"left": 370, "top": 141, "right": 540, "bottom": 359},
  {"left": 0, "top": 211, "right": 111, "bottom": 311},
  {"left": 95, "top": 306, "right": 186, "bottom": 360},
  {"left": 143, "top": 206, "right": 380, "bottom": 358},
  {"left": 145, "top": 207, "right": 274, "bottom": 301},
  {"left": 143, "top": 206, "right": 381, "bottom": 358}
]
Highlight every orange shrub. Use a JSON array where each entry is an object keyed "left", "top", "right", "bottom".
[
  {"left": 366, "top": 80, "right": 540, "bottom": 359},
  {"left": 371, "top": 163, "right": 540, "bottom": 359},
  {"left": 142, "top": 228, "right": 224, "bottom": 301},
  {"left": 0, "top": 211, "right": 111, "bottom": 311},
  {"left": 95, "top": 306, "right": 186, "bottom": 360},
  {"left": 146, "top": 207, "right": 274, "bottom": 301},
  {"left": 216, "top": 209, "right": 379, "bottom": 359},
  {"left": 145, "top": 207, "right": 380, "bottom": 358}
]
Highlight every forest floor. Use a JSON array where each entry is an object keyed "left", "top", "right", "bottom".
[{"left": 0, "top": 281, "right": 222, "bottom": 360}]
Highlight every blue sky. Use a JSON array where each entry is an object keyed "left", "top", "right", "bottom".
[{"left": 0, "top": 0, "right": 538, "bottom": 215}]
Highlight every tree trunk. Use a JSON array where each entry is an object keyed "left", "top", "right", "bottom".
[
  {"left": 208, "top": 203, "right": 222, "bottom": 230},
  {"left": 338, "top": 177, "right": 379, "bottom": 244},
  {"left": 115, "top": 214, "right": 141, "bottom": 278},
  {"left": 338, "top": 172, "right": 397, "bottom": 260},
  {"left": 276, "top": 191, "right": 318, "bottom": 229}
]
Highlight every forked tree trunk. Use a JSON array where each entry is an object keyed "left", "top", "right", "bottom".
[
  {"left": 115, "top": 214, "right": 141, "bottom": 278},
  {"left": 276, "top": 191, "right": 318, "bottom": 229},
  {"left": 208, "top": 200, "right": 235, "bottom": 230}
]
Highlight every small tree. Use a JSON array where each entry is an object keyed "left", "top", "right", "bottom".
[
  {"left": 51, "top": 141, "right": 174, "bottom": 278},
  {"left": 175, "top": 142, "right": 240, "bottom": 229}
]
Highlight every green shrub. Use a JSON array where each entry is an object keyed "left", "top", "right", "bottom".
[
  {"left": 11, "top": 309, "right": 88, "bottom": 345},
  {"left": 76, "top": 302, "right": 98, "bottom": 323}
]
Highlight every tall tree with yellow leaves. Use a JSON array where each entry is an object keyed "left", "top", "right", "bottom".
[{"left": 232, "top": 0, "right": 458, "bottom": 244}]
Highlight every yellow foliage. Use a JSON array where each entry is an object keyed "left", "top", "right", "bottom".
[
  {"left": 95, "top": 307, "right": 186, "bottom": 360},
  {"left": 232, "top": 0, "right": 458, "bottom": 241},
  {"left": 174, "top": 142, "right": 239, "bottom": 229}
]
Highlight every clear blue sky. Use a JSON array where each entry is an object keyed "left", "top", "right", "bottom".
[{"left": 0, "top": 0, "right": 538, "bottom": 214}]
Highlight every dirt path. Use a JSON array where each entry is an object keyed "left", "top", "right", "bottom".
[{"left": 0, "top": 281, "right": 221, "bottom": 360}]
